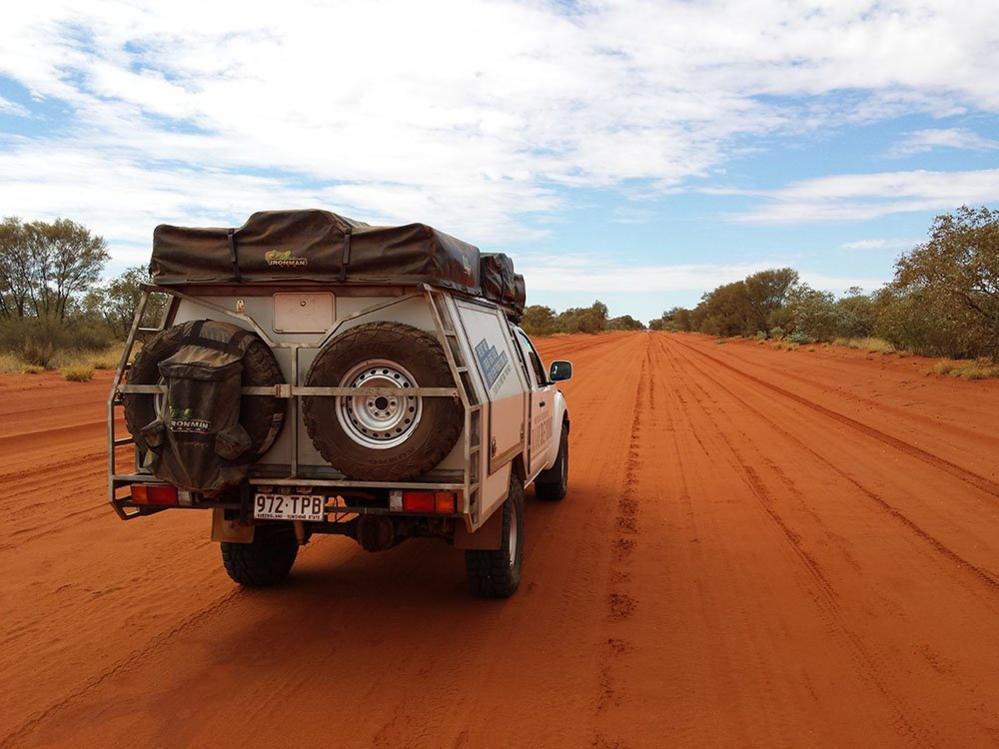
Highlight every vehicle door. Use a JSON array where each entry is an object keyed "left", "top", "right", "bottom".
[{"left": 513, "top": 328, "right": 556, "bottom": 477}]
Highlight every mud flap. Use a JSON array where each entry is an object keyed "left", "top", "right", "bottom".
[
  {"left": 453, "top": 505, "right": 504, "bottom": 550},
  {"left": 211, "top": 508, "right": 254, "bottom": 544}
]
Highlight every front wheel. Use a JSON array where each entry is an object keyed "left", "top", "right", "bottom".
[
  {"left": 535, "top": 424, "right": 569, "bottom": 501},
  {"left": 465, "top": 472, "right": 524, "bottom": 598},
  {"left": 221, "top": 523, "right": 298, "bottom": 587}
]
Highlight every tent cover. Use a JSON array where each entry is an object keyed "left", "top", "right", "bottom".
[{"left": 150, "top": 210, "right": 525, "bottom": 319}]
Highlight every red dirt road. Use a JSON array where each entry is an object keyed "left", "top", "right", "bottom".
[{"left": 1, "top": 332, "right": 997, "bottom": 747}]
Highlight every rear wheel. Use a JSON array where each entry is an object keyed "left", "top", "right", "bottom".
[
  {"left": 535, "top": 424, "right": 569, "bottom": 501},
  {"left": 466, "top": 472, "right": 524, "bottom": 598},
  {"left": 221, "top": 523, "right": 298, "bottom": 587}
]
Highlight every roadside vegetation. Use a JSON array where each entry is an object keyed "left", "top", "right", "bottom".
[
  {"left": 649, "top": 206, "right": 999, "bottom": 378},
  {"left": 0, "top": 217, "right": 161, "bottom": 376},
  {"left": 3, "top": 207, "right": 995, "bottom": 380},
  {"left": 521, "top": 300, "right": 646, "bottom": 335}
]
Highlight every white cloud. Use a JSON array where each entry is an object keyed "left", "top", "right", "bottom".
[
  {"left": 519, "top": 253, "right": 885, "bottom": 295},
  {"left": 733, "top": 168, "right": 999, "bottom": 224},
  {"left": 0, "top": 95, "right": 27, "bottom": 116},
  {"left": 0, "top": 1, "right": 997, "bottom": 260},
  {"left": 887, "top": 127, "right": 999, "bottom": 157},
  {"left": 841, "top": 238, "right": 917, "bottom": 251}
]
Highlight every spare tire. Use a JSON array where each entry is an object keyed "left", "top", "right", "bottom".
[
  {"left": 124, "top": 320, "right": 286, "bottom": 461},
  {"left": 303, "top": 322, "right": 463, "bottom": 480}
]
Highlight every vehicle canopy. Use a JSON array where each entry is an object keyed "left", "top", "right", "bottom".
[{"left": 150, "top": 209, "right": 526, "bottom": 320}]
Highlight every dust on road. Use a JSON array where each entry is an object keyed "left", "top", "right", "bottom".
[{"left": 1, "top": 332, "right": 997, "bottom": 747}]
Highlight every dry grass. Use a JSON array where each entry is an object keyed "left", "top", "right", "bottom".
[
  {"left": 49, "top": 345, "right": 122, "bottom": 371},
  {"left": 832, "top": 336, "right": 897, "bottom": 354},
  {"left": 0, "top": 352, "right": 23, "bottom": 374},
  {"left": 932, "top": 358, "right": 999, "bottom": 380},
  {"left": 61, "top": 365, "right": 95, "bottom": 382},
  {"left": 0, "top": 344, "right": 124, "bottom": 375},
  {"left": 772, "top": 340, "right": 799, "bottom": 351}
]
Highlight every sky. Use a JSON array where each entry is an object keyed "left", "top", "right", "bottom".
[{"left": 1, "top": 1, "right": 997, "bottom": 322}]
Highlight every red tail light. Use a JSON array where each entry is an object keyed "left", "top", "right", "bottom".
[
  {"left": 132, "top": 483, "right": 179, "bottom": 506},
  {"left": 401, "top": 491, "right": 458, "bottom": 514},
  {"left": 402, "top": 491, "right": 434, "bottom": 512}
]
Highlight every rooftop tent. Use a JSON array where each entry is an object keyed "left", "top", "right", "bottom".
[
  {"left": 150, "top": 209, "right": 526, "bottom": 319},
  {"left": 151, "top": 209, "right": 482, "bottom": 294}
]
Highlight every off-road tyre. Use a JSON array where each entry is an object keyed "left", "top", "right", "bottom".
[
  {"left": 466, "top": 472, "right": 524, "bottom": 598},
  {"left": 303, "top": 322, "right": 463, "bottom": 480},
  {"left": 123, "top": 320, "right": 286, "bottom": 458},
  {"left": 221, "top": 523, "right": 298, "bottom": 587},
  {"left": 535, "top": 424, "right": 569, "bottom": 501}
]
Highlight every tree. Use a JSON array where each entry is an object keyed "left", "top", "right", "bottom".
[
  {"left": 608, "top": 314, "right": 646, "bottom": 331},
  {"left": 85, "top": 266, "right": 164, "bottom": 339},
  {"left": 787, "top": 284, "right": 838, "bottom": 340},
  {"left": 0, "top": 217, "right": 34, "bottom": 319},
  {"left": 891, "top": 205, "right": 999, "bottom": 358},
  {"left": 834, "top": 287, "right": 875, "bottom": 339},
  {"left": 556, "top": 301, "right": 608, "bottom": 334},
  {"left": 25, "top": 219, "right": 110, "bottom": 320},
  {"left": 744, "top": 268, "right": 799, "bottom": 332},
  {"left": 520, "top": 305, "right": 558, "bottom": 336},
  {"left": 698, "top": 280, "right": 752, "bottom": 336}
]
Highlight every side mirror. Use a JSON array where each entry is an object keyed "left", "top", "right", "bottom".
[{"left": 549, "top": 360, "right": 573, "bottom": 382}]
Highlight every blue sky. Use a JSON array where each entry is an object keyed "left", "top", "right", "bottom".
[{"left": 1, "top": 1, "right": 997, "bottom": 322}]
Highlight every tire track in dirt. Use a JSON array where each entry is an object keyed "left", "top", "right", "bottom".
[
  {"left": 0, "top": 587, "right": 244, "bottom": 749},
  {"left": 713, "top": 341, "right": 999, "bottom": 454},
  {"left": 669, "top": 340, "right": 999, "bottom": 591},
  {"left": 671, "top": 337, "right": 999, "bottom": 500},
  {"left": 595, "top": 339, "right": 649, "bottom": 732},
  {"left": 660, "top": 338, "right": 937, "bottom": 745}
]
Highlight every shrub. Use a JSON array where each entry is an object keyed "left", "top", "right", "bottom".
[
  {"left": 21, "top": 364, "right": 44, "bottom": 375},
  {"left": 22, "top": 337, "right": 57, "bottom": 368},
  {"left": 61, "top": 366, "right": 94, "bottom": 382},
  {"left": 932, "top": 358, "right": 999, "bottom": 380},
  {"left": 769, "top": 326, "right": 785, "bottom": 340},
  {"left": 754, "top": 330, "right": 768, "bottom": 340},
  {"left": 788, "top": 331, "right": 814, "bottom": 345},
  {"left": 0, "top": 352, "right": 23, "bottom": 373}
]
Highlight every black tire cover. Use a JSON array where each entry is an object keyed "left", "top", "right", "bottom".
[
  {"left": 303, "top": 322, "right": 463, "bottom": 481},
  {"left": 124, "top": 320, "right": 286, "bottom": 460}
]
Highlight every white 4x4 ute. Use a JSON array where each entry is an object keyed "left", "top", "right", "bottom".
[{"left": 108, "top": 210, "right": 571, "bottom": 598}]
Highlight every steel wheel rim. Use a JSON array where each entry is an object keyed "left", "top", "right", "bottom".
[{"left": 335, "top": 359, "right": 423, "bottom": 449}]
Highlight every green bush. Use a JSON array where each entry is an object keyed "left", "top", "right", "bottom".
[{"left": 788, "top": 331, "right": 814, "bottom": 345}]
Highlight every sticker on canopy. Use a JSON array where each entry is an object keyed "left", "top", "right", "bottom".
[
  {"left": 264, "top": 249, "right": 308, "bottom": 268},
  {"left": 474, "top": 338, "right": 510, "bottom": 391}
]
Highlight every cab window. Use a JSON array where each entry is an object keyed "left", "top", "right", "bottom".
[{"left": 515, "top": 330, "right": 547, "bottom": 387}]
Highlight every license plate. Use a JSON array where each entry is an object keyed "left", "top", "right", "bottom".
[{"left": 253, "top": 493, "right": 325, "bottom": 522}]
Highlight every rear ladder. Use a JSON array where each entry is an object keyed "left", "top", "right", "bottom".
[{"left": 424, "top": 285, "right": 485, "bottom": 527}]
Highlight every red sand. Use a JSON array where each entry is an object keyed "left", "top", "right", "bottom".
[{"left": 1, "top": 332, "right": 997, "bottom": 747}]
